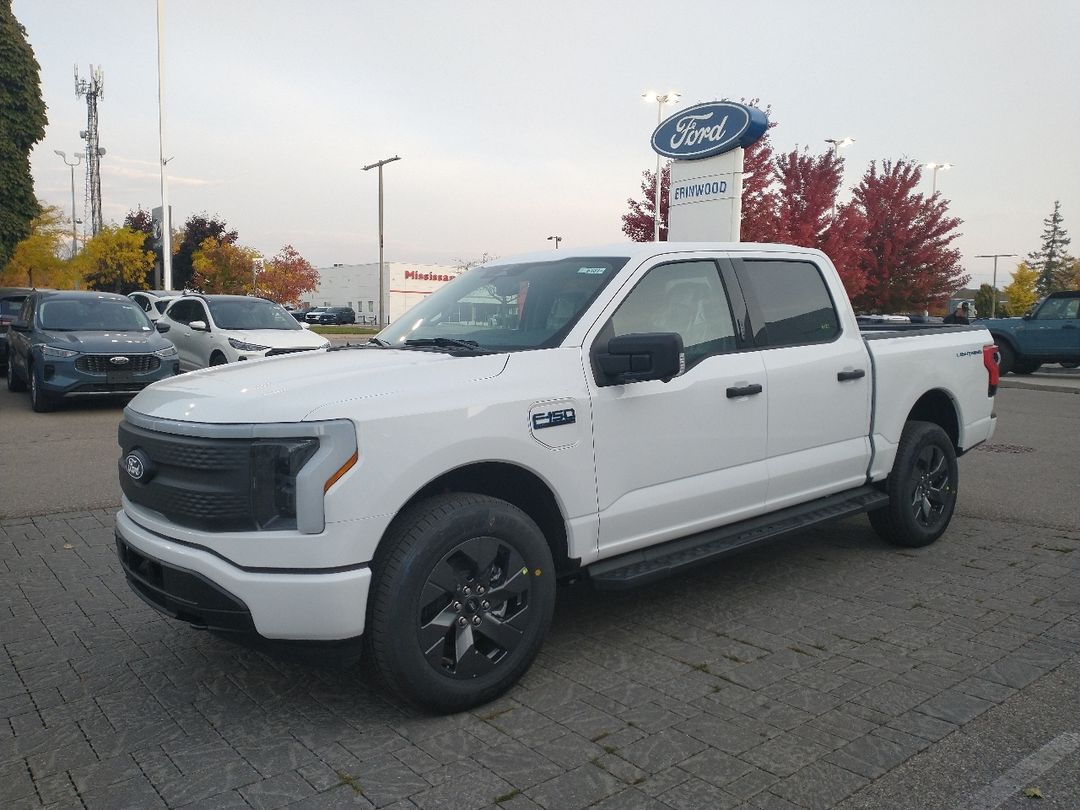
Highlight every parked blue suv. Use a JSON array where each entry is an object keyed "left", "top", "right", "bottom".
[
  {"left": 979, "top": 291, "right": 1080, "bottom": 374},
  {"left": 6, "top": 290, "right": 181, "bottom": 412}
]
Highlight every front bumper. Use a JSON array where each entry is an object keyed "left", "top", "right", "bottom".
[
  {"left": 40, "top": 355, "right": 179, "bottom": 397},
  {"left": 114, "top": 509, "right": 371, "bottom": 640}
]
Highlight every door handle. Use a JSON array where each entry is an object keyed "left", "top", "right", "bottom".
[
  {"left": 726, "top": 383, "right": 763, "bottom": 398},
  {"left": 837, "top": 369, "right": 866, "bottom": 382}
]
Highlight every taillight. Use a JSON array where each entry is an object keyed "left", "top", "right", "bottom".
[{"left": 983, "top": 344, "right": 1000, "bottom": 396}]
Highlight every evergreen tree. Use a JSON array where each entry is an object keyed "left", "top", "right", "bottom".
[
  {"left": 0, "top": 0, "right": 48, "bottom": 269},
  {"left": 1028, "top": 201, "right": 1073, "bottom": 295}
]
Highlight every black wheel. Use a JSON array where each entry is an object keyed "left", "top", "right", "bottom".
[
  {"left": 209, "top": 352, "right": 227, "bottom": 367},
  {"left": 868, "top": 420, "right": 958, "bottom": 548},
  {"left": 366, "top": 493, "right": 555, "bottom": 713},
  {"left": 28, "top": 365, "right": 55, "bottom": 413},
  {"left": 995, "top": 341, "right": 1015, "bottom": 375},
  {"left": 1014, "top": 361, "right": 1041, "bottom": 375},
  {"left": 7, "top": 362, "right": 26, "bottom": 392}
]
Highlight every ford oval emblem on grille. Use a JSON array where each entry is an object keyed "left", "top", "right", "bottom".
[
  {"left": 110, "top": 356, "right": 131, "bottom": 366},
  {"left": 124, "top": 449, "right": 151, "bottom": 482}
]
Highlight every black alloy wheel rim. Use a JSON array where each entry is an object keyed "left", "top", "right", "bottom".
[
  {"left": 910, "top": 444, "right": 951, "bottom": 528},
  {"left": 417, "top": 536, "right": 532, "bottom": 679}
]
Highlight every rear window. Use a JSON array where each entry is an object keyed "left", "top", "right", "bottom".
[
  {"left": 1, "top": 296, "right": 27, "bottom": 316},
  {"left": 734, "top": 259, "right": 840, "bottom": 347}
]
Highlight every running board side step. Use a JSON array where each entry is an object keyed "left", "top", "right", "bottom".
[{"left": 588, "top": 486, "right": 889, "bottom": 590}]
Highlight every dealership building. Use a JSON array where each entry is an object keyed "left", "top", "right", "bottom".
[{"left": 302, "top": 262, "right": 462, "bottom": 324}]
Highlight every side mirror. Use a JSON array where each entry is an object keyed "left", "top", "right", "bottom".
[
  {"left": 300, "top": 321, "right": 311, "bottom": 330},
  {"left": 596, "top": 332, "right": 683, "bottom": 385},
  {"left": 155, "top": 321, "right": 171, "bottom": 333},
  {"left": 1022, "top": 312, "right": 1032, "bottom": 320},
  {"left": 189, "top": 320, "right": 210, "bottom": 332}
]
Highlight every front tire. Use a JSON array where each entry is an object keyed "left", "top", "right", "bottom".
[
  {"left": 366, "top": 493, "right": 556, "bottom": 713},
  {"left": 29, "top": 365, "right": 55, "bottom": 413},
  {"left": 868, "top": 421, "right": 958, "bottom": 548},
  {"left": 7, "top": 362, "right": 26, "bottom": 392}
]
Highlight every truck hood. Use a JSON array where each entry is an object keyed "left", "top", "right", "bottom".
[{"left": 126, "top": 347, "right": 510, "bottom": 424}]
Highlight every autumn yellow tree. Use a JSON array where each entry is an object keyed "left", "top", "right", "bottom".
[
  {"left": 191, "top": 237, "right": 260, "bottom": 294},
  {"left": 0, "top": 204, "right": 82, "bottom": 288},
  {"left": 74, "top": 226, "right": 155, "bottom": 292},
  {"left": 1002, "top": 261, "right": 1040, "bottom": 315}
]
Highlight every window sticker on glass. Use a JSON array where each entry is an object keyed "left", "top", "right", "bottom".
[{"left": 577, "top": 267, "right": 607, "bottom": 275}]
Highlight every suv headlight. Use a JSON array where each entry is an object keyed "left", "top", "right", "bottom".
[
  {"left": 154, "top": 344, "right": 178, "bottom": 358},
  {"left": 41, "top": 345, "right": 79, "bottom": 359},
  {"left": 228, "top": 337, "right": 270, "bottom": 352},
  {"left": 250, "top": 439, "right": 320, "bottom": 530}
]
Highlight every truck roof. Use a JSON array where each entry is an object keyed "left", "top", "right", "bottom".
[{"left": 493, "top": 242, "right": 829, "bottom": 265}]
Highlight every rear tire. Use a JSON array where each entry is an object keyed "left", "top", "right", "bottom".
[
  {"left": 366, "top": 493, "right": 555, "bottom": 713},
  {"left": 868, "top": 420, "right": 958, "bottom": 548},
  {"left": 995, "top": 341, "right": 1015, "bottom": 375},
  {"left": 29, "top": 365, "right": 55, "bottom": 413}
]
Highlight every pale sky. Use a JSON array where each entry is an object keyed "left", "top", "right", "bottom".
[{"left": 16, "top": 0, "right": 1080, "bottom": 287}]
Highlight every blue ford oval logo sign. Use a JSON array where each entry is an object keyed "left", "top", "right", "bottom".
[
  {"left": 652, "top": 101, "right": 769, "bottom": 160},
  {"left": 124, "top": 449, "right": 151, "bottom": 482}
]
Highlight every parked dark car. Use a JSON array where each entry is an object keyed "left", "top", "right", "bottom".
[
  {"left": 6, "top": 290, "right": 181, "bottom": 412},
  {"left": 1, "top": 287, "right": 37, "bottom": 374},
  {"left": 979, "top": 290, "right": 1080, "bottom": 374},
  {"left": 306, "top": 306, "right": 356, "bottom": 325}
]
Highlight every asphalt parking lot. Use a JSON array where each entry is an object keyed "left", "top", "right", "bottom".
[{"left": 1, "top": 378, "right": 1078, "bottom": 809}]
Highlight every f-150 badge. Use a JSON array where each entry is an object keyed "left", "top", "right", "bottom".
[{"left": 529, "top": 401, "right": 580, "bottom": 449}]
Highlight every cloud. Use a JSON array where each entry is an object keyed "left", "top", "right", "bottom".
[{"left": 106, "top": 155, "right": 214, "bottom": 187}]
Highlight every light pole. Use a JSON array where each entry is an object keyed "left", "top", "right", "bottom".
[
  {"left": 924, "top": 162, "right": 953, "bottom": 196},
  {"left": 53, "top": 150, "right": 82, "bottom": 257},
  {"left": 547, "top": 235, "right": 562, "bottom": 249},
  {"left": 362, "top": 155, "right": 401, "bottom": 327},
  {"left": 824, "top": 138, "right": 855, "bottom": 217},
  {"left": 974, "top": 253, "right": 1017, "bottom": 318},
  {"left": 157, "top": 0, "right": 173, "bottom": 289},
  {"left": 643, "top": 90, "right": 680, "bottom": 241}
]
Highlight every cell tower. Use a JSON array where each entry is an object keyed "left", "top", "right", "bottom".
[{"left": 75, "top": 65, "right": 105, "bottom": 237}]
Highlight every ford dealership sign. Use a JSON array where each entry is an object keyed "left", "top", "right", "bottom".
[{"left": 652, "top": 101, "right": 768, "bottom": 160}]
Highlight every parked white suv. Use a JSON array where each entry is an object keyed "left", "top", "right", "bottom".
[
  {"left": 128, "top": 290, "right": 184, "bottom": 322},
  {"left": 159, "top": 294, "right": 330, "bottom": 370}
]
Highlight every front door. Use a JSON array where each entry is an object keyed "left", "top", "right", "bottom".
[{"left": 588, "top": 257, "right": 769, "bottom": 559}]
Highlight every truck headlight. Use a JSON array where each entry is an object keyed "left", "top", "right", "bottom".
[
  {"left": 41, "top": 345, "right": 79, "bottom": 358},
  {"left": 250, "top": 439, "right": 319, "bottom": 530},
  {"left": 229, "top": 337, "right": 269, "bottom": 352}
]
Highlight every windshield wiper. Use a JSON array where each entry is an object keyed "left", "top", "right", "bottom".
[
  {"left": 403, "top": 337, "right": 488, "bottom": 353},
  {"left": 366, "top": 336, "right": 391, "bottom": 347}
]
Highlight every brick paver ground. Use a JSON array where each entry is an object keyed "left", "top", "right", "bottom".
[{"left": 2, "top": 509, "right": 1077, "bottom": 809}]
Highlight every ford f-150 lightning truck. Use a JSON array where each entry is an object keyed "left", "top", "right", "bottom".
[{"left": 114, "top": 243, "right": 999, "bottom": 711}]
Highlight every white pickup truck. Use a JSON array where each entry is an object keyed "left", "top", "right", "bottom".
[{"left": 115, "top": 243, "right": 999, "bottom": 711}]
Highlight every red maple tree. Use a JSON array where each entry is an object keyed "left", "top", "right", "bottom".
[
  {"left": 257, "top": 244, "right": 321, "bottom": 306},
  {"left": 621, "top": 164, "right": 671, "bottom": 242},
  {"left": 848, "top": 160, "right": 967, "bottom": 313}
]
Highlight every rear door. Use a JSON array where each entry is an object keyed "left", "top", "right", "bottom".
[
  {"left": 731, "top": 255, "right": 872, "bottom": 510},
  {"left": 588, "top": 255, "right": 768, "bottom": 558}
]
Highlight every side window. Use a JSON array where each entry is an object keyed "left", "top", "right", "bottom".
[
  {"left": 168, "top": 300, "right": 197, "bottom": 324},
  {"left": 1036, "top": 297, "right": 1079, "bottom": 320},
  {"left": 604, "top": 260, "right": 738, "bottom": 370},
  {"left": 735, "top": 259, "right": 840, "bottom": 347}
]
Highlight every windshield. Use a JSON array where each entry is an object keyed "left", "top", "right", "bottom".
[
  {"left": 207, "top": 299, "right": 302, "bottom": 330},
  {"left": 378, "top": 256, "right": 628, "bottom": 351},
  {"left": 38, "top": 297, "right": 152, "bottom": 332}
]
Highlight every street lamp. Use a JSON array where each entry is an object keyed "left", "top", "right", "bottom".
[
  {"left": 156, "top": 0, "right": 173, "bottom": 289},
  {"left": 547, "top": 235, "right": 562, "bottom": 249},
  {"left": 53, "top": 150, "right": 82, "bottom": 257},
  {"left": 974, "top": 253, "right": 1017, "bottom": 318},
  {"left": 643, "top": 90, "right": 680, "bottom": 241},
  {"left": 825, "top": 137, "right": 855, "bottom": 153},
  {"left": 361, "top": 155, "right": 402, "bottom": 327},
  {"left": 923, "top": 162, "right": 953, "bottom": 196}
]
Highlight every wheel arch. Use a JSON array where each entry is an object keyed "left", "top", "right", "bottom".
[
  {"left": 393, "top": 461, "right": 574, "bottom": 576},
  {"left": 905, "top": 389, "right": 960, "bottom": 449}
]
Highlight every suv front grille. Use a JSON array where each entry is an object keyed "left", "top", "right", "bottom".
[{"left": 77, "top": 354, "right": 161, "bottom": 373}]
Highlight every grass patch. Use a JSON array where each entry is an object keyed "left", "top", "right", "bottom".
[
  {"left": 479, "top": 706, "right": 513, "bottom": 722},
  {"left": 591, "top": 731, "right": 610, "bottom": 743},
  {"left": 336, "top": 771, "right": 364, "bottom": 794},
  {"left": 495, "top": 789, "right": 521, "bottom": 803},
  {"left": 691, "top": 662, "right": 710, "bottom": 673},
  {"left": 310, "top": 325, "right": 379, "bottom": 335}
]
